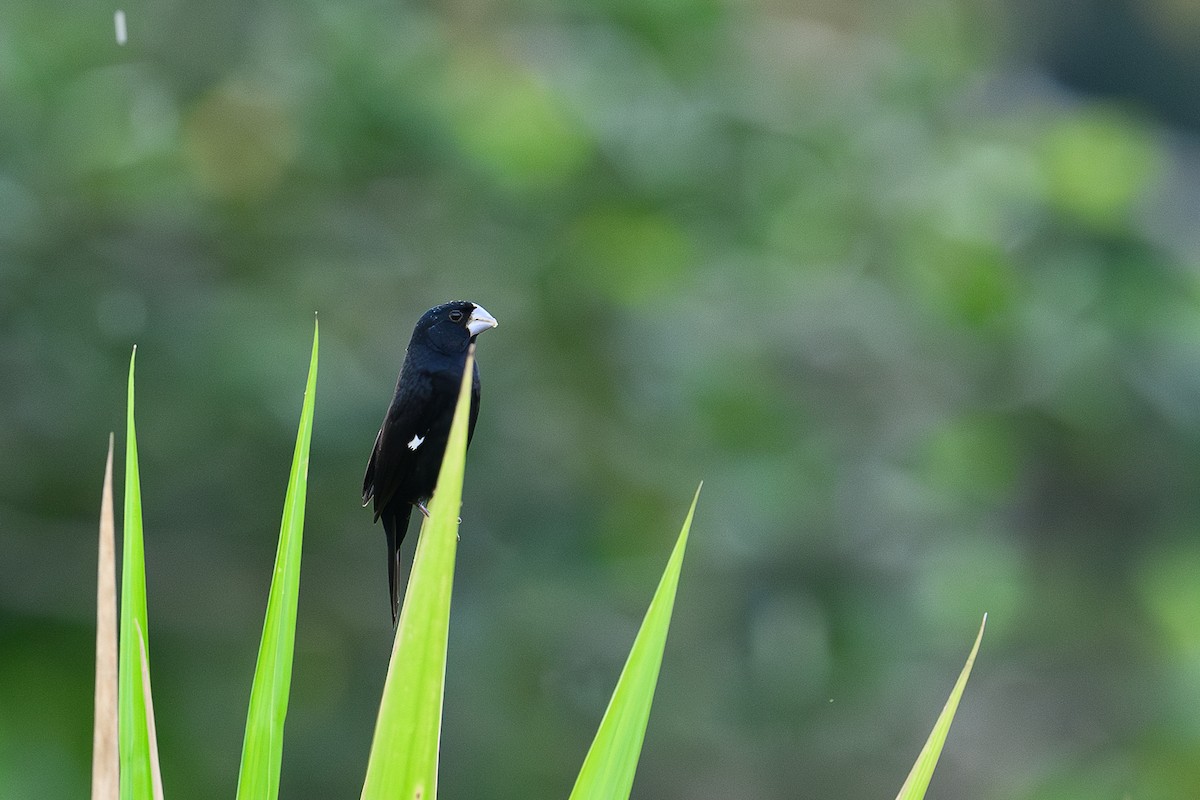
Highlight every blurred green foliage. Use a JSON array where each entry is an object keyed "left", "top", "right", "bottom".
[{"left": 2, "top": 0, "right": 1200, "bottom": 797}]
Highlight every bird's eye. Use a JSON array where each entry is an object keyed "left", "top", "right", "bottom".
[{"left": 448, "top": 310, "right": 464, "bottom": 323}]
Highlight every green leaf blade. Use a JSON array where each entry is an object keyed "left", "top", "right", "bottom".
[
  {"left": 894, "top": 613, "right": 988, "bottom": 800},
  {"left": 360, "top": 344, "right": 477, "bottom": 800},
  {"left": 236, "top": 319, "right": 320, "bottom": 800},
  {"left": 568, "top": 483, "right": 701, "bottom": 800},
  {"left": 118, "top": 347, "right": 158, "bottom": 800}
]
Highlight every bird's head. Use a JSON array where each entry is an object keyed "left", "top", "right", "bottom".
[{"left": 415, "top": 301, "right": 498, "bottom": 354}]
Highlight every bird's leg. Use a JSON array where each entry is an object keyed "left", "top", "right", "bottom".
[{"left": 414, "top": 498, "right": 460, "bottom": 539}]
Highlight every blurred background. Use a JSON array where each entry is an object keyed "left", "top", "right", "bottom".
[{"left": 3, "top": 0, "right": 1200, "bottom": 796}]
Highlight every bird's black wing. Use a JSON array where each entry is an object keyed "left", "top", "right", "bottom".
[
  {"left": 361, "top": 427, "right": 383, "bottom": 506},
  {"left": 363, "top": 369, "right": 444, "bottom": 625},
  {"left": 363, "top": 371, "right": 437, "bottom": 518},
  {"left": 467, "top": 361, "right": 481, "bottom": 446},
  {"left": 363, "top": 358, "right": 482, "bottom": 625}
]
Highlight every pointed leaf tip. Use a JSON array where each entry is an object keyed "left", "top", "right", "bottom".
[
  {"left": 91, "top": 435, "right": 118, "bottom": 800},
  {"left": 893, "top": 615, "right": 987, "bottom": 800},
  {"left": 134, "top": 620, "right": 164, "bottom": 800},
  {"left": 236, "top": 322, "right": 318, "bottom": 800},
  {"left": 568, "top": 489, "right": 698, "bottom": 800}
]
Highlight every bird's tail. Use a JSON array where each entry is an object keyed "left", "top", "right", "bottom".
[{"left": 381, "top": 502, "right": 414, "bottom": 627}]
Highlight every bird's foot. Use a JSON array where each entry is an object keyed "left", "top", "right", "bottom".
[{"left": 417, "top": 500, "right": 431, "bottom": 518}]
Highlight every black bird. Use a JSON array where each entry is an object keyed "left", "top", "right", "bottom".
[{"left": 362, "top": 301, "right": 498, "bottom": 624}]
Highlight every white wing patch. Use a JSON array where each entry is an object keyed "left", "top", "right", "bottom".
[{"left": 407, "top": 434, "right": 425, "bottom": 451}]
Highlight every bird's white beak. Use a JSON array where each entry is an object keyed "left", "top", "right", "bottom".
[{"left": 467, "top": 305, "right": 498, "bottom": 336}]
